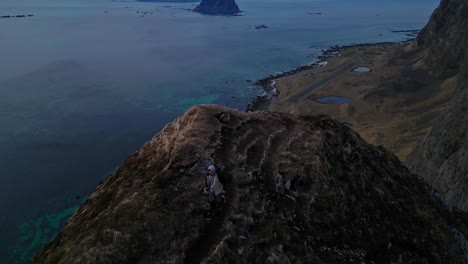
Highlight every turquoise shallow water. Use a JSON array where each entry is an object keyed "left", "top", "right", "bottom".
[{"left": 0, "top": 0, "right": 439, "bottom": 262}]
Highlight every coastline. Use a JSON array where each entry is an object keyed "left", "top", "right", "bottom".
[
  {"left": 245, "top": 41, "right": 408, "bottom": 112},
  {"left": 250, "top": 37, "right": 455, "bottom": 161}
]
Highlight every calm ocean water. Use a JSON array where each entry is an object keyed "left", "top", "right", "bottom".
[{"left": 0, "top": 0, "right": 438, "bottom": 262}]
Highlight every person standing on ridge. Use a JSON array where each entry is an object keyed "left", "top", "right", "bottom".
[{"left": 204, "top": 165, "right": 224, "bottom": 211}]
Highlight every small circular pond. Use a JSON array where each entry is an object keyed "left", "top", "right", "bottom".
[
  {"left": 353, "top": 66, "right": 371, "bottom": 72},
  {"left": 314, "top": 96, "right": 352, "bottom": 104}
]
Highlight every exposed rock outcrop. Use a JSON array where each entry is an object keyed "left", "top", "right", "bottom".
[
  {"left": 194, "top": 0, "right": 240, "bottom": 15},
  {"left": 34, "top": 105, "right": 467, "bottom": 263},
  {"left": 407, "top": 0, "right": 468, "bottom": 211}
]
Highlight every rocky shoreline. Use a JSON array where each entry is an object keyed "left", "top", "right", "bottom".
[{"left": 245, "top": 41, "right": 404, "bottom": 112}]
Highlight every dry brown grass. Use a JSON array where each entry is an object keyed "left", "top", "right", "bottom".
[{"left": 271, "top": 43, "right": 457, "bottom": 161}]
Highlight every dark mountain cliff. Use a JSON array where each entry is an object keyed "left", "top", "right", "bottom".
[
  {"left": 407, "top": 61, "right": 468, "bottom": 210},
  {"left": 416, "top": 0, "right": 468, "bottom": 77},
  {"left": 193, "top": 0, "right": 240, "bottom": 15},
  {"left": 34, "top": 105, "right": 467, "bottom": 263},
  {"left": 407, "top": 0, "right": 468, "bottom": 211}
]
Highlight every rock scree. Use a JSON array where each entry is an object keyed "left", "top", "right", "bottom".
[{"left": 33, "top": 104, "right": 468, "bottom": 263}]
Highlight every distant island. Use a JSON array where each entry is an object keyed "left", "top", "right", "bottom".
[
  {"left": 137, "top": 0, "right": 196, "bottom": 2},
  {"left": 194, "top": 0, "right": 241, "bottom": 15}
]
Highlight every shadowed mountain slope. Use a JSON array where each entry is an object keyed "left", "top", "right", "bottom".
[
  {"left": 416, "top": 0, "right": 468, "bottom": 78},
  {"left": 407, "top": 60, "right": 468, "bottom": 211},
  {"left": 407, "top": 0, "right": 468, "bottom": 211}
]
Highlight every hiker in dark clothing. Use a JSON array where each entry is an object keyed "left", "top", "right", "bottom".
[
  {"left": 284, "top": 176, "right": 299, "bottom": 193},
  {"left": 204, "top": 165, "right": 224, "bottom": 211}
]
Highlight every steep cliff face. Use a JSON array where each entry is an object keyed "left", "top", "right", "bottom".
[
  {"left": 407, "top": 0, "right": 468, "bottom": 210},
  {"left": 34, "top": 105, "right": 467, "bottom": 264},
  {"left": 193, "top": 0, "right": 240, "bottom": 15},
  {"left": 416, "top": 0, "right": 468, "bottom": 77},
  {"left": 407, "top": 62, "right": 468, "bottom": 210}
]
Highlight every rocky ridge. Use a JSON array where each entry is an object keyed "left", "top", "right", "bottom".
[{"left": 34, "top": 105, "right": 468, "bottom": 263}]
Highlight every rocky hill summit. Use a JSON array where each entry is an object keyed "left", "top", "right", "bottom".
[
  {"left": 407, "top": 0, "right": 468, "bottom": 211},
  {"left": 34, "top": 105, "right": 467, "bottom": 263},
  {"left": 193, "top": 0, "right": 240, "bottom": 15}
]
